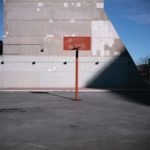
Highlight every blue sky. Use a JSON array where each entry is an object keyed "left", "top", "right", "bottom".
[
  {"left": 0, "top": 0, "right": 150, "bottom": 63},
  {"left": 105, "top": 0, "right": 150, "bottom": 63}
]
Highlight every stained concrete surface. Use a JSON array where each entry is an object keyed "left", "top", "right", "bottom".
[{"left": 0, "top": 91, "right": 150, "bottom": 150}]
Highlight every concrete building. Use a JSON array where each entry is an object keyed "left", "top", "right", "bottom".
[{"left": 0, "top": 0, "right": 145, "bottom": 89}]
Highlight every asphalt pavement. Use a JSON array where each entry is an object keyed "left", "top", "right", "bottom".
[{"left": 0, "top": 91, "right": 150, "bottom": 150}]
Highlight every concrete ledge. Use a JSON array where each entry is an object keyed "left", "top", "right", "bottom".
[{"left": 0, "top": 88, "right": 150, "bottom": 92}]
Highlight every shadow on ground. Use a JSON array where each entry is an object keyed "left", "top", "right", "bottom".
[
  {"left": 31, "top": 91, "right": 75, "bottom": 101},
  {"left": 111, "top": 91, "right": 150, "bottom": 106}
]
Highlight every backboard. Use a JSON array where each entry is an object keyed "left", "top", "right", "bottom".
[{"left": 64, "top": 37, "right": 91, "bottom": 51}]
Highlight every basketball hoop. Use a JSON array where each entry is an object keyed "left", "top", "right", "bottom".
[{"left": 64, "top": 36, "right": 91, "bottom": 101}]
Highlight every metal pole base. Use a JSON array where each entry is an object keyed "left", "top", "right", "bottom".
[{"left": 72, "top": 98, "right": 82, "bottom": 101}]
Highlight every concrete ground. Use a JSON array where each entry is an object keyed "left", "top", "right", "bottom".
[{"left": 0, "top": 91, "right": 150, "bottom": 150}]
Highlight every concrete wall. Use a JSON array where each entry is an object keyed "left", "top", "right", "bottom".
[
  {"left": 0, "top": 0, "right": 145, "bottom": 89},
  {"left": 3, "top": 0, "right": 119, "bottom": 57}
]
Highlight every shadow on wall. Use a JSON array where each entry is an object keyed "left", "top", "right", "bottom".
[
  {"left": 86, "top": 47, "right": 150, "bottom": 106},
  {"left": 86, "top": 47, "right": 146, "bottom": 89}
]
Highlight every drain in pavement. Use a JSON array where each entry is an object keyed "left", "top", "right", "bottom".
[
  {"left": 0, "top": 108, "right": 26, "bottom": 113},
  {"left": 31, "top": 92, "right": 49, "bottom": 94},
  {"left": 70, "top": 124, "right": 80, "bottom": 128}
]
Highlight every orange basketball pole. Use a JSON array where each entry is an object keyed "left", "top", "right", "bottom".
[{"left": 75, "top": 49, "right": 79, "bottom": 101}]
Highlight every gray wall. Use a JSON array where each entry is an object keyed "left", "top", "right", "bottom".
[{"left": 0, "top": 0, "right": 145, "bottom": 89}]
